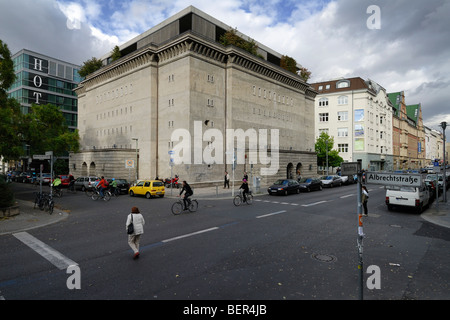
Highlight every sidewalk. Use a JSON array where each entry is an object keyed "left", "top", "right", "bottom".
[
  {"left": 0, "top": 199, "right": 69, "bottom": 236},
  {"left": 421, "top": 196, "right": 450, "bottom": 229}
]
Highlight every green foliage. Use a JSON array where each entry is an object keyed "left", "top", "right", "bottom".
[
  {"left": 219, "top": 28, "right": 258, "bottom": 56},
  {"left": 298, "top": 66, "right": 312, "bottom": 82},
  {"left": 23, "top": 104, "right": 80, "bottom": 157},
  {"left": 280, "top": 55, "right": 298, "bottom": 74},
  {"left": 78, "top": 57, "right": 103, "bottom": 77},
  {"left": 0, "top": 175, "right": 15, "bottom": 208},
  {"left": 111, "top": 46, "right": 121, "bottom": 62},
  {"left": 315, "top": 132, "right": 343, "bottom": 168},
  {"left": 0, "top": 40, "right": 16, "bottom": 92},
  {"left": 0, "top": 98, "right": 24, "bottom": 161}
]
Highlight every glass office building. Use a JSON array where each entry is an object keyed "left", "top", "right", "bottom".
[{"left": 8, "top": 49, "right": 82, "bottom": 130}]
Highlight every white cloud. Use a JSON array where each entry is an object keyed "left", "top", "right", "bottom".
[{"left": 1, "top": 0, "right": 449, "bottom": 128}]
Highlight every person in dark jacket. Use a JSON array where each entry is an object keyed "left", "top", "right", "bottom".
[
  {"left": 239, "top": 179, "right": 249, "bottom": 202},
  {"left": 179, "top": 181, "right": 193, "bottom": 210}
]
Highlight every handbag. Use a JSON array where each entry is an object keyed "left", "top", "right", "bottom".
[{"left": 127, "top": 214, "right": 134, "bottom": 234}]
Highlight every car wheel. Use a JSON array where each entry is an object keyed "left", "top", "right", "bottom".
[
  {"left": 145, "top": 192, "right": 151, "bottom": 199},
  {"left": 129, "top": 190, "right": 134, "bottom": 197},
  {"left": 296, "top": 188, "right": 300, "bottom": 194},
  {"left": 319, "top": 185, "right": 323, "bottom": 191},
  {"left": 284, "top": 190, "right": 288, "bottom": 196}
]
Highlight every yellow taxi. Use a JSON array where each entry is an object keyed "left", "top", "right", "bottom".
[{"left": 129, "top": 180, "right": 165, "bottom": 199}]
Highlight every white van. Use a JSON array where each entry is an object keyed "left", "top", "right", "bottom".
[{"left": 385, "top": 183, "right": 430, "bottom": 213}]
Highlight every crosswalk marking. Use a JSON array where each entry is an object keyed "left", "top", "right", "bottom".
[{"left": 13, "top": 232, "right": 78, "bottom": 270}]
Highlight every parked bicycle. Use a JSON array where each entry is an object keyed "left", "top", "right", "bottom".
[
  {"left": 171, "top": 196, "right": 198, "bottom": 215},
  {"left": 233, "top": 189, "right": 253, "bottom": 206},
  {"left": 34, "top": 192, "right": 45, "bottom": 210},
  {"left": 34, "top": 192, "right": 54, "bottom": 214},
  {"left": 91, "top": 188, "right": 111, "bottom": 201}
]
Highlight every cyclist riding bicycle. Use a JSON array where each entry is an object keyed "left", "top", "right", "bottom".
[
  {"left": 110, "top": 178, "right": 118, "bottom": 195},
  {"left": 97, "top": 176, "right": 109, "bottom": 197},
  {"left": 53, "top": 176, "right": 62, "bottom": 192},
  {"left": 179, "top": 180, "right": 193, "bottom": 210},
  {"left": 239, "top": 179, "right": 249, "bottom": 203}
]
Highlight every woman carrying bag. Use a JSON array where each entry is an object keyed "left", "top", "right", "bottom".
[{"left": 126, "top": 206, "right": 145, "bottom": 259}]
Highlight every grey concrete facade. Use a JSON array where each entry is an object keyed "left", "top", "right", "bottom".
[{"left": 71, "top": 7, "right": 317, "bottom": 186}]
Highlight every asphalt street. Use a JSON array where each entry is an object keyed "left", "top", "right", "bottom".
[{"left": 0, "top": 182, "right": 449, "bottom": 302}]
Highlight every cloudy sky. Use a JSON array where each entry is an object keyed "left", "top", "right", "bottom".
[{"left": 1, "top": 0, "right": 449, "bottom": 131}]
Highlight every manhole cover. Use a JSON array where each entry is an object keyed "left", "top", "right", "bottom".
[{"left": 311, "top": 253, "right": 337, "bottom": 263}]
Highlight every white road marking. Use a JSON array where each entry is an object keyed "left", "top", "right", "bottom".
[
  {"left": 340, "top": 194, "right": 354, "bottom": 198},
  {"left": 162, "top": 227, "right": 219, "bottom": 243},
  {"left": 301, "top": 201, "right": 327, "bottom": 207},
  {"left": 256, "top": 210, "right": 287, "bottom": 219},
  {"left": 13, "top": 232, "right": 78, "bottom": 270}
]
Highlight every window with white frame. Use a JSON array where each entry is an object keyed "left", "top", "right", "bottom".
[
  {"left": 319, "top": 98, "right": 329, "bottom": 107},
  {"left": 337, "top": 111, "right": 348, "bottom": 121},
  {"left": 338, "top": 96, "right": 348, "bottom": 105},
  {"left": 319, "top": 113, "right": 329, "bottom": 122},
  {"left": 338, "top": 143, "right": 349, "bottom": 153},
  {"left": 337, "top": 127, "right": 348, "bottom": 137}
]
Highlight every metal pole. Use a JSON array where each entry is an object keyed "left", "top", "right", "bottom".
[
  {"left": 441, "top": 122, "right": 447, "bottom": 202},
  {"left": 326, "top": 140, "right": 329, "bottom": 175},
  {"left": 356, "top": 159, "right": 364, "bottom": 300}
]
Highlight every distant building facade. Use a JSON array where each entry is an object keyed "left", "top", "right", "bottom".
[
  {"left": 311, "top": 77, "right": 394, "bottom": 171},
  {"left": 71, "top": 6, "right": 318, "bottom": 185},
  {"left": 387, "top": 91, "right": 426, "bottom": 170}
]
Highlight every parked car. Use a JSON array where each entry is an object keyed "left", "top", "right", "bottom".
[
  {"left": 385, "top": 183, "right": 430, "bottom": 213},
  {"left": 267, "top": 179, "right": 300, "bottom": 195},
  {"left": 36, "top": 173, "right": 52, "bottom": 185},
  {"left": 15, "top": 172, "right": 33, "bottom": 183},
  {"left": 425, "top": 174, "right": 444, "bottom": 191},
  {"left": 107, "top": 178, "right": 130, "bottom": 194},
  {"left": 424, "top": 180, "right": 437, "bottom": 201},
  {"left": 129, "top": 180, "right": 165, "bottom": 198},
  {"left": 74, "top": 176, "right": 100, "bottom": 191},
  {"left": 320, "top": 175, "right": 342, "bottom": 187},
  {"left": 57, "top": 175, "right": 71, "bottom": 187},
  {"left": 298, "top": 177, "right": 322, "bottom": 192}
]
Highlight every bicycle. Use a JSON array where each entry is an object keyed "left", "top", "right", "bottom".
[
  {"left": 91, "top": 188, "right": 111, "bottom": 201},
  {"left": 85, "top": 186, "right": 96, "bottom": 197},
  {"left": 53, "top": 187, "right": 63, "bottom": 198},
  {"left": 34, "top": 192, "right": 46, "bottom": 210},
  {"left": 171, "top": 196, "right": 198, "bottom": 215},
  {"left": 44, "top": 193, "right": 55, "bottom": 214},
  {"left": 233, "top": 189, "right": 253, "bottom": 206}
]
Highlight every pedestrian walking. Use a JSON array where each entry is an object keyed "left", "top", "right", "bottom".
[
  {"left": 126, "top": 206, "right": 145, "bottom": 259},
  {"left": 224, "top": 171, "right": 230, "bottom": 189},
  {"left": 362, "top": 186, "right": 369, "bottom": 216}
]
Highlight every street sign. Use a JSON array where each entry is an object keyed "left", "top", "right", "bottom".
[
  {"left": 125, "top": 159, "right": 135, "bottom": 168},
  {"left": 33, "top": 154, "right": 50, "bottom": 160},
  {"left": 433, "top": 160, "right": 440, "bottom": 173},
  {"left": 341, "top": 162, "right": 361, "bottom": 176},
  {"left": 366, "top": 172, "right": 422, "bottom": 187}
]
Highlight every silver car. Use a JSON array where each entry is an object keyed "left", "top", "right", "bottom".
[{"left": 74, "top": 176, "right": 99, "bottom": 191}]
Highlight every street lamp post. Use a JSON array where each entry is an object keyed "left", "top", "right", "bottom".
[
  {"left": 132, "top": 138, "right": 138, "bottom": 183},
  {"left": 325, "top": 139, "right": 329, "bottom": 175},
  {"left": 441, "top": 122, "right": 447, "bottom": 202}
]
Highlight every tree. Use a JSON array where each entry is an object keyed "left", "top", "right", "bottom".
[
  {"left": 315, "top": 132, "right": 344, "bottom": 169},
  {"left": 78, "top": 57, "right": 103, "bottom": 77},
  {"left": 298, "top": 66, "right": 312, "bottom": 82},
  {"left": 0, "top": 39, "right": 24, "bottom": 162},
  {"left": 111, "top": 46, "right": 121, "bottom": 62},
  {"left": 22, "top": 104, "right": 80, "bottom": 157},
  {"left": 0, "top": 40, "right": 15, "bottom": 92},
  {"left": 219, "top": 28, "right": 258, "bottom": 56},
  {"left": 280, "top": 55, "right": 298, "bottom": 74}
]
